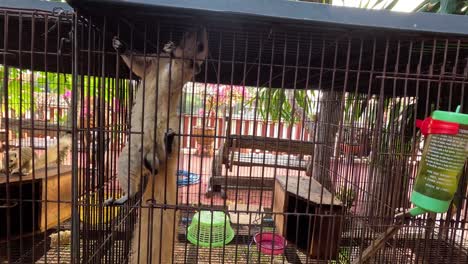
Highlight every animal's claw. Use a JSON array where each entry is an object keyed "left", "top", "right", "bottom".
[
  {"left": 104, "top": 194, "right": 129, "bottom": 206},
  {"left": 144, "top": 152, "right": 159, "bottom": 176},
  {"left": 103, "top": 197, "right": 116, "bottom": 206},
  {"left": 164, "top": 129, "right": 176, "bottom": 155},
  {"left": 163, "top": 41, "right": 176, "bottom": 54},
  {"left": 112, "top": 36, "right": 126, "bottom": 53},
  {"left": 113, "top": 195, "right": 130, "bottom": 205}
]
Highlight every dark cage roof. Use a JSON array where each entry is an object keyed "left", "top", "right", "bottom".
[
  {"left": 1, "top": 0, "right": 468, "bottom": 96},
  {"left": 0, "top": 0, "right": 74, "bottom": 75},
  {"left": 67, "top": 0, "right": 468, "bottom": 36}
]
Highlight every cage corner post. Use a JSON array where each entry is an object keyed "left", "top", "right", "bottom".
[{"left": 70, "top": 10, "right": 80, "bottom": 264}]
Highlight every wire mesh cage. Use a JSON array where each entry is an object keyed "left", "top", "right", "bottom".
[
  {"left": 0, "top": 5, "right": 76, "bottom": 264},
  {"left": 1, "top": 0, "right": 468, "bottom": 263}
]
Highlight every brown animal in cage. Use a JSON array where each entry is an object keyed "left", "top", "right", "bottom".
[{"left": 106, "top": 28, "right": 208, "bottom": 263}]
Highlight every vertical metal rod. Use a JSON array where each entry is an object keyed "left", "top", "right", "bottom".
[
  {"left": 2, "top": 10, "right": 12, "bottom": 263},
  {"left": 71, "top": 11, "right": 80, "bottom": 264},
  {"left": 30, "top": 12, "right": 37, "bottom": 262},
  {"left": 43, "top": 13, "right": 50, "bottom": 264},
  {"left": 245, "top": 32, "right": 263, "bottom": 264},
  {"left": 17, "top": 11, "right": 25, "bottom": 263}
]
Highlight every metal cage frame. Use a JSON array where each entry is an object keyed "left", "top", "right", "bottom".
[{"left": 0, "top": 0, "right": 467, "bottom": 263}]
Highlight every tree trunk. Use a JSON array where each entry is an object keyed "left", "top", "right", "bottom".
[
  {"left": 285, "top": 89, "right": 342, "bottom": 190},
  {"left": 312, "top": 91, "right": 342, "bottom": 190},
  {"left": 364, "top": 94, "right": 388, "bottom": 227}
]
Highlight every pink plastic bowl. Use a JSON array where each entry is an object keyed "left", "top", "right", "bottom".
[{"left": 253, "top": 232, "right": 287, "bottom": 255}]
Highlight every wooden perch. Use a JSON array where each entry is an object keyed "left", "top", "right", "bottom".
[{"left": 351, "top": 210, "right": 411, "bottom": 264}]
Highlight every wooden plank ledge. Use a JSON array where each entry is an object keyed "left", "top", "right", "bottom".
[
  {"left": 228, "top": 135, "right": 317, "bottom": 155},
  {"left": 275, "top": 175, "right": 342, "bottom": 206},
  {"left": 0, "top": 165, "right": 72, "bottom": 184},
  {"left": 230, "top": 152, "right": 309, "bottom": 170}
]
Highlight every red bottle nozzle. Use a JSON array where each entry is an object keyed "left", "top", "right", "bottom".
[{"left": 416, "top": 117, "right": 459, "bottom": 136}]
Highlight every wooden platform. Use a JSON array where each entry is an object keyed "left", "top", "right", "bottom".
[
  {"left": 0, "top": 118, "right": 68, "bottom": 138},
  {"left": 275, "top": 175, "right": 342, "bottom": 206},
  {"left": 208, "top": 134, "right": 315, "bottom": 198},
  {"left": 0, "top": 165, "right": 72, "bottom": 241},
  {"left": 230, "top": 152, "right": 309, "bottom": 171},
  {"left": 0, "top": 165, "right": 71, "bottom": 184}
]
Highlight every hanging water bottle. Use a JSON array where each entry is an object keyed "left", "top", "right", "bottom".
[{"left": 410, "top": 105, "right": 468, "bottom": 216}]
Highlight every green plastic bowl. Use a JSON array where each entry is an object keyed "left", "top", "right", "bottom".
[{"left": 187, "top": 210, "right": 235, "bottom": 247}]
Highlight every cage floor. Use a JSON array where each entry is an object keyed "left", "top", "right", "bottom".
[
  {"left": 1, "top": 234, "right": 53, "bottom": 264},
  {"left": 173, "top": 243, "right": 314, "bottom": 264},
  {"left": 30, "top": 231, "right": 313, "bottom": 263},
  {"left": 2, "top": 214, "right": 467, "bottom": 263}
]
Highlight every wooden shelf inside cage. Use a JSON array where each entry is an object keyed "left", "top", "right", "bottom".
[
  {"left": 0, "top": 165, "right": 72, "bottom": 241},
  {"left": 208, "top": 133, "right": 314, "bottom": 198},
  {"left": 0, "top": 118, "right": 65, "bottom": 138},
  {"left": 273, "top": 175, "right": 343, "bottom": 260}
]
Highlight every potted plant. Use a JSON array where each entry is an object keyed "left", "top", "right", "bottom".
[
  {"left": 336, "top": 186, "right": 357, "bottom": 212},
  {"left": 340, "top": 126, "right": 370, "bottom": 156},
  {"left": 192, "top": 111, "right": 216, "bottom": 156},
  {"left": 339, "top": 93, "right": 371, "bottom": 157},
  {"left": 192, "top": 84, "right": 248, "bottom": 156},
  {"left": 341, "top": 126, "right": 359, "bottom": 155}
]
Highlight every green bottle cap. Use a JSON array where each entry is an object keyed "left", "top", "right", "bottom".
[
  {"left": 411, "top": 189, "right": 452, "bottom": 213},
  {"left": 432, "top": 105, "right": 468, "bottom": 125}
]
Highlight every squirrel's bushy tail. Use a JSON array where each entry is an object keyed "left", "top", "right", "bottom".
[{"left": 35, "top": 133, "right": 73, "bottom": 169}]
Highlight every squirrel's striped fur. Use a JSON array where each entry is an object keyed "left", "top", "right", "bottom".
[{"left": 109, "top": 28, "right": 208, "bottom": 264}]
